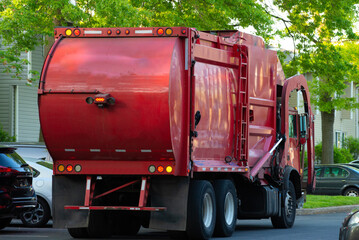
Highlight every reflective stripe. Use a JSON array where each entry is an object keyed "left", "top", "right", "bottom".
[
  {"left": 90, "top": 149, "right": 101, "bottom": 152},
  {"left": 65, "top": 149, "right": 75, "bottom": 152},
  {"left": 115, "top": 149, "right": 126, "bottom": 152},
  {"left": 141, "top": 150, "right": 152, "bottom": 153},
  {"left": 84, "top": 30, "right": 102, "bottom": 35}
]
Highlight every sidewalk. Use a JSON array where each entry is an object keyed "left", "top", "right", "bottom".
[{"left": 297, "top": 205, "right": 359, "bottom": 215}]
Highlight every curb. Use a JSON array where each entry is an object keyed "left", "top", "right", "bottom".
[{"left": 296, "top": 205, "right": 359, "bottom": 215}]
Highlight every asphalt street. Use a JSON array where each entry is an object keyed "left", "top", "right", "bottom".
[{"left": 1, "top": 212, "right": 348, "bottom": 240}]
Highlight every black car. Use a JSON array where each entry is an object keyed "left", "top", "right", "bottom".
[
  {"left": 309, "top": 164, "right": 359, "bottom": 196},
  {"left": 0, "top": 146, "right": 37, "bottom": 230},
  {"left": 339, "top": 208, "right": 359, "bottom": 240}
]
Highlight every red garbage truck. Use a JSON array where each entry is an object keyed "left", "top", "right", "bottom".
[{"left": 38, "top": 27, "right": 315, "bottom": 239}]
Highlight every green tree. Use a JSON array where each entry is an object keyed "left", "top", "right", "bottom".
[
  {"left": 0, "top": 0, "right": 273, "bottom": 82},
  {"left": 273, "top": 0, "right": 359, "bottom": 164}
]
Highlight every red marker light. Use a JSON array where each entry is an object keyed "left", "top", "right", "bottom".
[
  {"left": 158, "top": 166, "right": 164, "bottom": 173},
  {"left": 181, "top": 29, "right": 186, "bottom": 35},
  {"left": 116, "top": 29, "right": 121, "bottom": 35},
  {"left": 157, "top": 28, "right": 164, "bottom": 36},
  {"left": 74, "top": 29, "right": 81, "bottom": 36},
  {"left": 107, "top": 29, "right": 112, "bottom": 35},
  {"left": 66, "top": 165, "right": 73, "bottom": 172}
]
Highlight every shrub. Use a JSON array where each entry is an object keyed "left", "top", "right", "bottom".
[
  {"left": 314, "top": 142, "right": 353, "bottom": 164},
  {"left": 343, "top": 136, "right": 359, "bottom": 160},
  {"left": 0, "top": 125, "right": 15, "bottom": 142}
]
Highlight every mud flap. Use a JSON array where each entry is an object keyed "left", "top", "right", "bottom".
[
  {"left": 149, "top": 177, "right": 189, "bottom": 231},
  {"left": 53, "top": 175, "right": 89, "bottom": 229}
]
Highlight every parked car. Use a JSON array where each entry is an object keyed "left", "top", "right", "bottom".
[
  {"left": 306, "top": 164, "right": 359, "bottom": 197},
  {"left": 1, "top": 143, "right": 52, "bottom": 162},
  {"left": 0, "top": 146, "right": 37, "bottom": 230},
  {"left": 339, "top": 208, "right": 359, "bottom": 240},
  {"left": 19, "top": 157, "right": 52, "bottom": 227},
  {"left": 350, "top": 160, "right": 359, "bottom": 164}
]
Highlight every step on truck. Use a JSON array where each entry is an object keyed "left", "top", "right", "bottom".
[{"left": 38, "top": 27, "right": 315, "bottom": 239}]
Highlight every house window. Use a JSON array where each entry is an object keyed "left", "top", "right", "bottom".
[{"left": 335, "top": 131, "right": 346, "bottom": 148}]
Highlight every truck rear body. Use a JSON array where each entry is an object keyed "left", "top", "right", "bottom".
[{"left": 39, "top": 27, "right": 315, "bottom": 239}]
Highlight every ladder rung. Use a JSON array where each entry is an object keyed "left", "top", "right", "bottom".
[{"left": 240, "top": 77, "right": 247, "bottom": 80}]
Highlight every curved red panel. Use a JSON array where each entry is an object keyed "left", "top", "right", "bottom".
[{"left": 39, "top": 38, "right": 177, "bottom": 162}]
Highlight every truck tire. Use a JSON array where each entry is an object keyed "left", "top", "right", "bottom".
[
  {"left": 111, "top": 212, "right": 141, "bottom": 235},
  {"left": 187, "top": 180, "right": 216, "bottom": 240},
  {"left": 87, "top": 211, "right": 111, "bottom": 238},
  {"left": 213, "top": 180, "right": 237, "bottom": 237},
  {"left": 343, "top": 187, "right": 359, "bottom": 197},
  {"left": 271, "top": 181, "right": 296, "bottom": 229},
  {"left": 68, "top": 228, "right": 89, "bottom": 238}
]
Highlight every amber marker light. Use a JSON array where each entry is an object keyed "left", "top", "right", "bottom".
[
  {"left": 66, "top": 165, "right": 73, "bottom": 172},
  {"left": 74, "top": 29, "right": 81, "bottom": 36},
  {"left": 107, "top": 29, "right": 112, "bottom": 35},
  {"left": 157, "top": 166, "right": 164, "bottom": 173},
  {"left": 58, "top": 165, "right": 65, "bottom": 172},
  {"left": 125, "top": 29, "right": 130, "bottom": 35},
  {"left": 165, "top": 28, "right": 173, "bottom": 36},
  {"left": 65, "top": 29, "right": 72, "bottom": 36},
  {"left": 95, "top": 97, "right": 105, "bottom": 102},
  {"left": 157, "top": 28, "right": 164, "bottom": 36},
  {"left": 166, "top": 166, "right": 173, "bottom": 173}
]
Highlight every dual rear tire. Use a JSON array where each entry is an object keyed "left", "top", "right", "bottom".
[{"left": 186, "top": 180, "right": 237, "bottom": 240}]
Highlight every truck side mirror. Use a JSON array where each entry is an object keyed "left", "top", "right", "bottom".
[{"left": 299, "top": 114, "right": 308, "bottom": 144}]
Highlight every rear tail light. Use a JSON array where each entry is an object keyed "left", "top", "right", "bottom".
[
  {"left": 65, "top": 29, "right": 72, "bottom": 36},
  {"left": 116, "top": 29, "right": 121, "bottom": 35},
  {"left": 73, "top": 29, "right": 81, "bottom": 36},
  {"left": 157, "top": 28, "right": 164, "bottom": 36},
  {"left": 125, "top": 29, "right": 130, "bottom": 35},
  {"left": 58, "top": 165, "right": 65, "bottom": 172},
  {"left": 86, "top": 94, "right": 115, "bottom": 108},
  {"left": 165, "top": 28, "right": 173, "bottom": 36},
  {"left": 166, "top": 166, "right": 173, "bottom": 173},
  {"left": 107, "top": 29, "right": 112, "bottom": 35},
  {"left": 0, "top": 166, "right": 17, "bottom": 176},
  {"left": 66, "top": 165, "right": 73, "bottom": 172},
  {"left": 157, "top": 166, "right": 164, "bottom": 173}
]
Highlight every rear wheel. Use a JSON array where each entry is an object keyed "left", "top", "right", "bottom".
[
  {"left": 111, "top": 212, "right": 141, "bottom": 236},
  {"left": 20, "top": 197, "right": 51, "bottom": 227},
  {"left": 0, "top": 218, "right": 12, "bottom": 230},
  {"left": 271, "top": 181, "right": 296, "bottom": 229},
  {"left": 343, "top": 187, "right": 359, "bottom": 197},
  {"left": 187, "top": 180, "right": 216, "bottom": 240},
  {"left": 213, "top": 180, "right": 237, "bottom": 237},
  {"left": 68, "top": 227, "right": 89, "bottom": 238}
]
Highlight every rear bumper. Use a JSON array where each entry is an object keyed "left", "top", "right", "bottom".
[{"left": 0, "top": 193, "right": 37, "bottom": 217}]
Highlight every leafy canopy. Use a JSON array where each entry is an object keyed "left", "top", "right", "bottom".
[
  {"left": 274, "top": 0, "right": 359, "bottom": 113},
  {"left": 0, "top": 0, "right": 273, "bottom": 82}
]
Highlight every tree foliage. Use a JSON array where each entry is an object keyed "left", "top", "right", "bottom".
[
  {"left": 0, "top": 0, "right": 273, "bottom": 82},
  {"left": 273, "top": 0, "right": 359, "bottom": 164}
]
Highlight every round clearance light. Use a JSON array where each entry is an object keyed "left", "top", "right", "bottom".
[
  {"left": 181, "top": 29, "right": 186, "bottom": 35},
  {"left": 157, "top": 165, "right": 164, "bottom": 173},
  {"left": 148, "top": 165, "right": 156, "bottom": 173},
  {"left": 157, "top": 28, "right": 164, "bottom": 36},
  {"left": 58, "top": 164, "right": 65, "bottom": 172},
  {"left": 65, "top": 29, "right": 72, "bottom": 36},
  {"left": 125, "top": 29, "right": 130, "bottom": 35},
  {"left": 74, "top": 165, "right": 82, "bottom": 172},
  {"left": 116, "top": 29, "right": 121, "bottom": 35},
  {"left": 74, "top": 29, "right": 81, "bottom": 36},
  {"left": 107, "top": 29, "right": 112, "bottom": 35},
  {"left": 54, "top": 30, "right": 57, "bottom": 36},
  {"left": 166, "top": 166, "right": 173, "bottom": 173},
  {"left": 165, "top": 28, "right": 173, "bottom": 36},
  {"left": 86, "top": 97, "right": 94, "bottom": 104},
  {"left": 66, "top": 165, "right": 73, "bottom": 172}
]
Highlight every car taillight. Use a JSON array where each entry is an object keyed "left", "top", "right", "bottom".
[{"left": 0, "top": 166, "right": 17, "bottom": 176}]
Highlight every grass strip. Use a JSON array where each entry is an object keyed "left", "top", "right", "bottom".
[
  {"left": 303, "top": 195, "right": 359, "bottom": 209},
  {"left": 36, "top": 161, "right": 53, "bottom": 170}
]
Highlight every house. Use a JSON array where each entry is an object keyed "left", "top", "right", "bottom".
[{"left": 0, "top": 40, "right": 44, "bottom": 142}]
